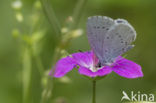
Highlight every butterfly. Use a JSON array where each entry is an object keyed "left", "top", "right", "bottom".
[{"left": 87, "top": 16, "right": 136, "bottom": 67}]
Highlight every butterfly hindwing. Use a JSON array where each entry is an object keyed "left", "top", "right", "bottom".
[{"left": 103, "top": 19, "right": 136, "bottom": 64}]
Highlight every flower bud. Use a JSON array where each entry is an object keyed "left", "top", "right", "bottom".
[{"left": 12, "top": 0, "right": 22, "bottom": 10}]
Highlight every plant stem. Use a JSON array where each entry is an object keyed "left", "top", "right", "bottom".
[
  {"left": 22, "top": 47, "right": 32, "bottom": 103},
  {"left": 70, "top": 0, "right": 88, "bottom": 29},
  {"left": 92, "top": 80, "right": 96, "bottom": 103},
  {"left": 40, "top": 0, "right": 61, "bottom": 36},
  {"left": 34, "top": 54, "right": 44, "bottom": 76}
]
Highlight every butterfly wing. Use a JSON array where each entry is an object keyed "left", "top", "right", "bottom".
[
  {"left": 87, "top": 16, "right": 114, "bottom": 64},
  {"left": 102, "top": 19, "right": 136, "bottom": 65},
  {"left": 87, "top": 16, "right": 136, "bottom": 66}
]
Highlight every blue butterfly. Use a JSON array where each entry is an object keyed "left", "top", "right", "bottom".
[{"left": 87, "top": 16, "right": 136, "bottom": 66}]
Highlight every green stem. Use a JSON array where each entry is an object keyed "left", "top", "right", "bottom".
[
  {"left": 40, "top": 78, "right": 53, "bottom": 103},
  {"left": 22, "top": 47, "right": 32, "bottom": 103},
  {"left": 92, "top": 80, "right": 96, "bottom": 103},
  {"left": 34, "top": 54, "right": 44, "bottom": 76},
  {"left": 70, "top": 0, "right": 88, "bottom": 29},
  {"left": 40, "top": 0, "right": 61, "bottom": 36}
]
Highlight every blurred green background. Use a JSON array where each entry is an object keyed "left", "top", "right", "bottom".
[{"left": 0, "top": 0, "right": 156, "bottom": 103}]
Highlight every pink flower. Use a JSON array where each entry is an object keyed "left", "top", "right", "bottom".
[{"left": 49, "top": 51, "right": 143, "bottom": 78}]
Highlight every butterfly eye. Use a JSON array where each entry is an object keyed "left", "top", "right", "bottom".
[{"left": 96, "top": 62, "right": 102, "bottom": 68}]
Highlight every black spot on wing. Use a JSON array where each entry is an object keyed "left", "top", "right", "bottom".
[
  {"left": 106, "top": 28, "right": 109, "bottom": 30},
  {"left": 116, "top": 20, "right": 123, "bottom": 23},
  {"left": 106, "top": 37, "right": 110, "bottom": 39}
]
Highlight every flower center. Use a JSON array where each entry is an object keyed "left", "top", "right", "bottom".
[
  {"left": 89, "top": 63, "right": 103, "bottom": 72},
  {"left": 90, "top": 62, "right": 114, "bottom": 72}
]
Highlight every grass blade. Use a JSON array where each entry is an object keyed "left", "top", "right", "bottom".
[
  {"left": 40, "top": 0, "right": 61, "bottom": 35},
  {"left": 72, "top": 0, "right": 88, "bottom": 29}
]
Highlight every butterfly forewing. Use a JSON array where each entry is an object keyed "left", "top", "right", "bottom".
[{"left": 87, "top": 16, "right": 114, "bottom": 64}]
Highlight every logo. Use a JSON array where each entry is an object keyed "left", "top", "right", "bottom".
[{"left": 121, "top": 91, "right": 155, "bottom": 102}]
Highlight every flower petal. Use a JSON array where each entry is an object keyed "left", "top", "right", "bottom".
[
  {"left": 72, "top": 51, "right": 93, "bottom": 68},
  {"left": 78, "top": 66, "right": 112, "bottom": 77},
  {"left": 112, "top": 57, "right": 143, "bottom": 78},
  {"left": 50, "top": 56, "right": 76, "bottom": 78}
]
